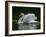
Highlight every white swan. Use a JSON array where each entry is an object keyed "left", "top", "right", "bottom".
[
  {"left": 17, "top": 13, "right": 39, "bottom": 30},
  {"left": 18, "top": 13, "right": 37, "bottom": 24}
]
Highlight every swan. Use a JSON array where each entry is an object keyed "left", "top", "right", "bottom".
[{"left": 17, "top": 13, "right": 39, "bottom": 30}]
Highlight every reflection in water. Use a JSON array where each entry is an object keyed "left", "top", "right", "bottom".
[{"left": 17, "top": 13, "right": 40, "bottom": 30}]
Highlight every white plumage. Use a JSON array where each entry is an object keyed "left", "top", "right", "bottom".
[{"left": 17, "top": 13, "right": 39, "bottom": 30}]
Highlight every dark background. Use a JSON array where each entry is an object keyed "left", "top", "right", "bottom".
[{"left": 12, "top": 6, "right": 40, "bottom": 30}]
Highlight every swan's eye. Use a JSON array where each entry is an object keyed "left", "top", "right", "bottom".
[{"left": 21, "top": 19, "right": 23, "bottom": 21}]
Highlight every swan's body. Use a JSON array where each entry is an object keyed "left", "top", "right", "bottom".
[{"left": 17, "top": 13, "right": 39, "bottom": 30}]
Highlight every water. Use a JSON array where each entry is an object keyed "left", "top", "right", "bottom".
[{"left": 18, "top": 23, "right": 39, "bottom": 30}]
